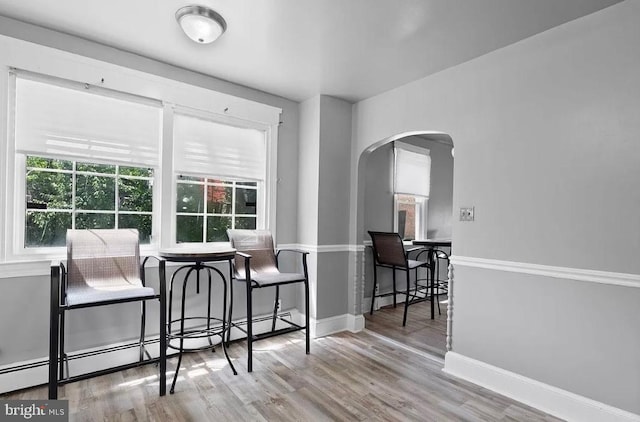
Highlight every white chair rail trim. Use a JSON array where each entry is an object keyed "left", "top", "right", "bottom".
[
  {"left": 451, "top": 255, "right": 640, "bottom": 289},
  {"left": 0, "top": 260, "right": 52, "bottom": 279},
  {"left": 4, "top": 250, "right": 639, "bottom": 288},
  {"left": 0, "top": 258, "right": 226, "bottom": 279},
  {"left": 278, "top": 244, "right": 362, "bottom": 253}
]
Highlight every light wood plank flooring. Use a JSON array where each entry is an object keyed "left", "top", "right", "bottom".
[
  {"left": 3, "top": 331, "right": 561, "bottom": 421},
  {"left": 364, "top": 297, "right": 448, "bottom": 358}
]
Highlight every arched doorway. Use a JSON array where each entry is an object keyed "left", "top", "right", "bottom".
[{"left": 355, "top": 131, "right": 454, "bottom": 357}]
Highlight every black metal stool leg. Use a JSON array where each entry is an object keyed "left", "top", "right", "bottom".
[
  {"left": 246, "top": 281, "right": 253, "bottom": 372},
  {"left": 304, "top": 278, "right": 310, "bottom": 354},
  {"left": 392, "top": 267, "right": 397, "bottom": 308},
  {"left": 206, "top": 268, "right": 215, "bottom": 350},
  {"left": 226, "top": 262, "right": 234, "bottom": 346},
  {"left": 170, "top": 267, "right": 194, "bottom": 394},
  {"left": 370, "top": 265, "right": 378, "bottom": 315},
  {"left": 219, "top": 272, "right": 237, "bottom": 375},
  {"left": 402, "top": 270, "right": 410, "bottom": 326},
  {"left": 272, "top": 285, "right": 280, "bottom": 332},
  {"left": 59, "top": 310, "right": 65, "bottom": 381}
]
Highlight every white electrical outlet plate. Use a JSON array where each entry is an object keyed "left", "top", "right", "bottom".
[{"left": 460, "top": 207, "right": 475, "bottom": 221}]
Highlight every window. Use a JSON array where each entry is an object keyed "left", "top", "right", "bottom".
[
  {"left": 25, "top": 156, "right": 153, "bottom": 247},
  {"left": 5, "top": 68, "right": 278, "bottom": 260},
  {"left": 395, "top": 194, "right": 428, "bottom": 241},
  {"left": 12, "top": 72, "right": 161, "bottom": 251},
  {"left": 173, "top": 112, "right": 267, "bottom": 244},
  {"left": 393, "top": 142, "right": 431, "bottom": 240},
  {"left": 176, "top": 176, "right": 258, "bottom": 243}
]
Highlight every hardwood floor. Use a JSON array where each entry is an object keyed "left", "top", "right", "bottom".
[
  {"left": 3, "top": 331, "right": 561, "bottom": 421},
  {"left": 364, "top": 296, "right": 448, "bottom": 358}
]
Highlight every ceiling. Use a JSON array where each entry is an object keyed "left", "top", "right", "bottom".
[{"left": 0, "top": 0, "right": 623, "bottom": 103}]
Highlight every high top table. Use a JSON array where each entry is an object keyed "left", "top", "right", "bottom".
[
  {"left": 412, "top": 239, "right": 452, "bottom": 319},
  {"left": 159, "top": 245, "right": 237, "bottom": 393}
]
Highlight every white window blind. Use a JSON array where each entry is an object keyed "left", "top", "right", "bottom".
[
  {"left": 14, "top": 75, "right": 162, "bottom": 167},
  {"left": 394, "top": 142, "right": 431, "bottom": 197},
  {"left": 173, "top": 113, "right": 266, "bottom": 180}
]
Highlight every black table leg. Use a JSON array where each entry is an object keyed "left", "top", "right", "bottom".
[{"left": 429, "top": 247, "right": 435, "bottom": 319}]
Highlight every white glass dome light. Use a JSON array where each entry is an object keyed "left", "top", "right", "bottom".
[{"left": 176, "top": 5, "right": 227, "bottom": 44}]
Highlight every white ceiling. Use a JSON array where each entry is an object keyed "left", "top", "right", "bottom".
[{"left": 0, "top": 0, "right": 623, "bottom": 103}]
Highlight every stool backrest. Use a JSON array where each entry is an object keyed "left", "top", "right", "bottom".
[
  {"left": 66, "top": 229, "right": 141, "bottom": 288},
  {"left": 368, "top": 231, "right": 407, "bottom": 267},
  {"left": 227, "top": 229, "right": 278, "bottom": 279}
]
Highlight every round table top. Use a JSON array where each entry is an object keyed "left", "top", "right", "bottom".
[
  {"left": 412, "top": 238, "right": 452, "bottom": 247},
  {"left": 159, "top": 245, "right": 237, "bottom": 262}
]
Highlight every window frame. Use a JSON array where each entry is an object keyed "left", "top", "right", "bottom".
[
  {"left": 23, "top": 155, "right": 156, "bottom": 249},
  {"left": 174, "top": 175, "right": 261, "bottom": 244}
]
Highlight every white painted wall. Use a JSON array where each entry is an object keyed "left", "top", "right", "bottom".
[{"left": 351, "top": 0, "right": 640, "bottom": 415}]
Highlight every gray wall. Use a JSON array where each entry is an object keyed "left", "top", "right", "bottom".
[
  {"left": 351, "top": 1, "right": 640, "bottom": 414},
  {"left": 425, "top": 140, "right": 454, "bottom": 239},
  {"left": 297, "top": 95, "right": 353, "bottom": 320}
]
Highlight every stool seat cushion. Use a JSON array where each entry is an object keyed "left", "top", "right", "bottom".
[
  {"left": 407, "top": 259, "right": 429, "bottom": 270},
  {"left": 237, "top": 272, "right": 306, "bottom": 287},
  {"left": 66, "top": 278, "right": 155, "bottom": 306}
]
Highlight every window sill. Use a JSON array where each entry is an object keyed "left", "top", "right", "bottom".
[
  {"left": 0, "top": 260, "right": 53, "bottom": 279},
  {"left": 0, "top": 243, "right": 236, "bottom": 279}
]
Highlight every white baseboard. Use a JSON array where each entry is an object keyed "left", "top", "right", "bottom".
[
  {"left": 311, "top": 313, "right": 365, "bottom": 338},
  {"left": 363, "top": 292, "right": 446, "bottom": 315},
  {"left": 362, "top": 293, "right": 405, "bottom": 314},
  {"left": 0, "top": 309, "right": 305, "bottom": 395},
  {"left": 0, "top": 357, "right": 49, "bottom": 394},
  {"left": 444, "top": 352, "right": 640, "bottom": 422}
]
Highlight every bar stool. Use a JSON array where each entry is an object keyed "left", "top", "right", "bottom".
[{"left": 159, "top": 247, "right": 238, "bottom": 394}]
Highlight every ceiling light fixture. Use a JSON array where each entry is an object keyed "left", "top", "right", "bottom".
[{"left": 176, "top": 5, "right": 227, "bottom": 44}]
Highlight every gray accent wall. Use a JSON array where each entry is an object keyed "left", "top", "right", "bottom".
[
  {"left": 351, "top": 1, "right": 640, "bottom": 414},
  {"left": 297, "top": 95, "right": 353, "bottom": 320}
]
